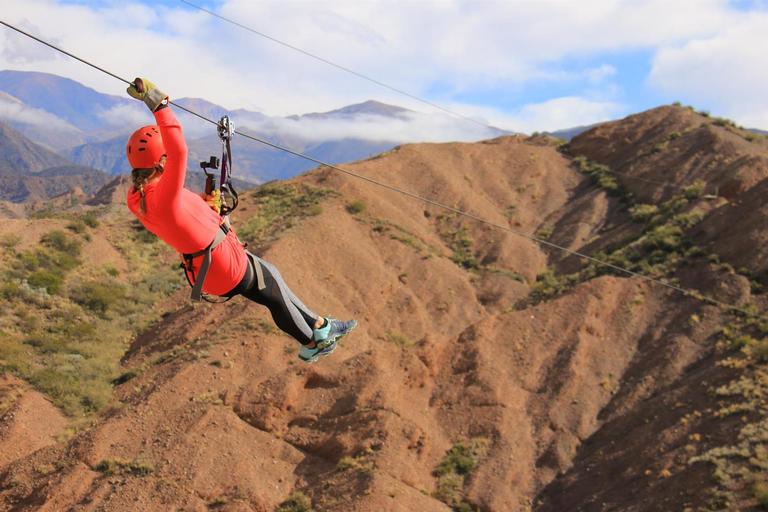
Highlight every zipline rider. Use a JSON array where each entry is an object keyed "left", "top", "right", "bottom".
[{"left": 124, "top": 77, "right": 356, "bottom": 363}]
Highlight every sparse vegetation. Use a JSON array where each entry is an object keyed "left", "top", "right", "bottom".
[
  {"left": 275, "top": 492, "right": 312, "bottom": 512},
  {"left": 682, "top": 180, "right": 706, "bottom": 199},
  {"left": 336, "top": 452, "right": 375, "bottom": 473},
  {"left": 572, "top": 156, "right": 623, "bottom": 196},
  {"left": 433, "top": 438, "right": 489, "bottom": 511},
  {"left": 713, "top": 116, "right": 737, "bottom": 128},
  {"left": 237, "top": 183, "right": 336, "bottom": 249},
  {"left": 386, "top": 331, "right": 415, "bottom": 349},
  {"left": 688, "top": 311, "right": 768, "bottom": 508},
  {"left": 629, "top": 204, "right": 660, "bottom": 223},
  {"left": 536, "top": 225, "right": 554, "bottom": 240},
  {"left": 94, "top": 457, "right": 154, "bottom": 476},
  {"left": 0, "top": 213, "right": 182, "bottom": 418},
  {"left": 69, "top": 280, "right": 127, "bottom": 316},
  {"left": 449, "top": 226, "right": 480, "bottom": 270},
  {"left": 364, "top": 216, "right": 437, "bottom": 257},
  {"left": 522, "top": 187, "right": 708, "bottom": 306},
  {"left": 484, "top": 266, "right": 526, "bottom": 283},
  {"left": 346, "top": 199, "right": 366, "bottom": 214}
]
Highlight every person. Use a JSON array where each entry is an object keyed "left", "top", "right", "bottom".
[{"left": 124, "top": 77, "right": 356, "bottom": 363}]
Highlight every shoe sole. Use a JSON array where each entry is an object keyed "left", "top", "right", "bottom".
[{"left": 300, "top": 343, "right": 337, "bottom": 363}]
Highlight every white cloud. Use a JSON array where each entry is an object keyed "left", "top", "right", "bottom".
[
  {"left": 649, "top": 12, "right": 768, "bottom": 128},
  {"left": 0, "top": 93, "right": 81, "bottom": 131},
  {"left": 97, "top": 103, "right": 153, "bottom": 129},
  {"left": 237, "top": 110, "right": 501, "bottom": 145},
  {"left": 0, "top": 19, "right": 64, "bottom": 63},
  {"left": 510, "top": 97, "right": 622, "bottom": 133},
  {"left": 586, "top": 64, "right": 617, "bottom": 84},
  {"left": 0, "top": 0, "right": 764, "bottom": 132}
]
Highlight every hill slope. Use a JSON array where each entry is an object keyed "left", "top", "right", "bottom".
[{"left": 0, "top": 105, "right": 766, "bottom": 511}]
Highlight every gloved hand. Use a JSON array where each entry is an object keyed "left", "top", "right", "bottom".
[
  {"left": 127, "top": 78, "right": 168, "bottom": 112},
  {"left": 201, "top": 189, "right": 222, "bottom": 214}
]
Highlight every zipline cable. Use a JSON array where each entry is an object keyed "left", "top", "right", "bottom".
[
  {"left": 178, "top": 0, "right": 495, "bottom": 132},
  {"left": 1, "top": 19, "right": 762, "bottom": 321}
]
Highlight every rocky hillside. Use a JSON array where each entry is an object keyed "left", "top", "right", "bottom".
[{"left": 0, "top": 105, "right": 766, "bottom": 511}]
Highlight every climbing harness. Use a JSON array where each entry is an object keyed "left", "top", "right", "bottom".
[{"left": 181, "top": 223, "right": 229, "bottom": 301}]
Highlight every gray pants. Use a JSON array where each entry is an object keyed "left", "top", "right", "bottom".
[{"left": 229, "top": 254, "right": 319, "bottom": 345}]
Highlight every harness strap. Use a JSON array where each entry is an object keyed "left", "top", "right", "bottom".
[
  {"left": 184, "top": 224, "right": 229, "bottom": 301},
  {"left": 246, "top": 250, "right": 267, "bottom": 291}
]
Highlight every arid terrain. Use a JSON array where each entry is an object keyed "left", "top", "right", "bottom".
[{"left": 1, "top": 105, "right": 767, "bottom": 511}]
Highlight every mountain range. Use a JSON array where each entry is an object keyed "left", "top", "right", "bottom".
[
  {"left": 0, "top": 70, "right": 507, "bottom": 190},
  {"left": 0, "top": 119, "right": 110, "bottom": 203}
]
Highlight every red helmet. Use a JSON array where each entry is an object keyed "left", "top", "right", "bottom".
[{"left": 126, "top": 125, "right": 165, "bottom": 169}]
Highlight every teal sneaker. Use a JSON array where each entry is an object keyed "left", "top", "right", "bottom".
[
  {"left": 315, "top": 318, "right": 357, "bottom": 343},
  {"left": 298, "top": 337, "right": 339, "bottom": 363},
  {"left": 298, "top": 318, "right": 357, "bottom": 363}
]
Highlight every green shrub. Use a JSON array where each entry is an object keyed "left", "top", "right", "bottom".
[
  {"left": 66, "top": 221, "right": 87, "bottom": 234},
  {"left": 750, "top": 339, "right": 768, "bottom": 363},
  {"left": 346, "top": 200, "right": 366, "bottom": 215},
  {"left": 753, "top": 480, "right": 768, "bottom": 507},
  {"left": 661, "top": 195, "right": 689, "bottom": 215},
  {"left": 40, "top": 230, "right": 81, "bottom": 255},
  {"left": 536, "top": 225, "right": 554, "bottom": 240},
  {"left": 238, "top": 183, "right": 335, "bottom": 247},
  {"left": 529, "top": 269, "right": 574, "bottom": 301},
  {"left": 449, "top": 226, "right": 479, "bottom": 270},
  {"left": 438, "top": 438, "right": 489, "bottom": 473},
  {"left": 629, "top": 204, "right": 660, "bottom": 223},
  {"left": 683, "top": 180, "right": 706, "bottom": 199},
  {"left": 713, "top": 117, "right": 736, "bottom": 128},
  {"left": 433, "top": 473, "right": 463, "bottom": 504},
  {"left": 70, "top": 281, "right": 126, "bottom": 315},
  {"left": 386, "top": 331, "right": 415, "bottom": 348},
  {"left": 27, "top": 270, "right": 64, "bottom": 294},
  {"left": 671, "top": 209, "right": 704, "bottom": 229},
  {"left": 82, "top": 212, "right": 100, "bottom": 228},
  {"left": 0, "top": 233, "right": 20, "bottom": 251},
  {"left": 432, "top": 439, "right": 489, "bottom": 510},
  {"left": 573, "top": 156, "right": 622, "bottom": 195},
  {"left": 639, "top": 225, "right": 684, "bottom": 252},
  {"left": 0, "top": 281, "right": 28, "bottom": 301},
  {"left": 94, "top": 458, "right": 154, "bottom": 477},
  {"left": 275, "top": 492, "right": 312, "bottom": 512}
]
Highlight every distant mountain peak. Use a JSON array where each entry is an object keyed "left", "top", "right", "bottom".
[{"left": 293, "top": 100, "right": 412, "bottom": 121}]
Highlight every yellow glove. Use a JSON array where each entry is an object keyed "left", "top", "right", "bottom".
[
  {"left": 202, "top": 190, "right": 222, "bottom": 214},
  {"left": 127, "top": 77, "right": 168, "bottom": 112}
]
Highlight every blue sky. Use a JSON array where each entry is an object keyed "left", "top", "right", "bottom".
[{"left": 2, "top": 0, "right": 768, "bottom": 134}]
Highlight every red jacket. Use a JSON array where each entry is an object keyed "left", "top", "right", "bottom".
[{"left": 126, "top": 107, "right": 247, "bottom": 296}]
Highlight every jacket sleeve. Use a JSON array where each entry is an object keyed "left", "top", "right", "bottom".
[{"left": 154, "top": 107, "right": 188, "bottom": 204}]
